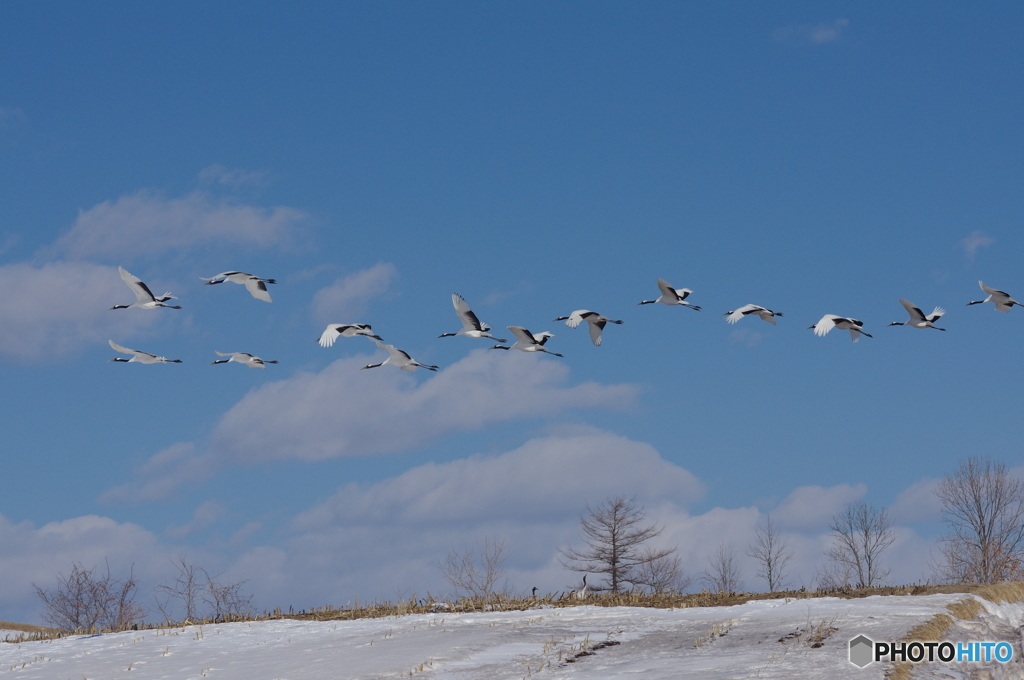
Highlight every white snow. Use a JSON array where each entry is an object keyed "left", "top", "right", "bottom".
[{"left": 2, "top": 594, "right": 1022, "bottom": 679}]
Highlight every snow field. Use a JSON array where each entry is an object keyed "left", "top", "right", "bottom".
[{"left": 1, "top": 593, "right": 1021, "bottom": 679}]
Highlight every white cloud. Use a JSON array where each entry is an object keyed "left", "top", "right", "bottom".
[
  {"left": 770, "top": 483, "right": 867, "bottom": 531},
  {"left": 890, "top": 477, "right": 943, "bottom": 524},
  {"left": 773, "top": 18, "right": 849, "bottom": 45},
  {"left": 101, "top": 352, "right": 638, "bottom": 502},
  {"left": 167, "top": 501, "right": 226, "bottom": 539},
  {"left": 49, "top": 190, "right": 305, "bottom": 260},
  {"left": 294, "top": 426, "right": 703, "bottom": 532},
  {"left": 310, "top": 262, "right": 397, "bottom": 324},
  {"left": 212, "top": 350, "right": 638, "bottom": 464},
  {"left": 0, "top": 261, "right": 165, "bottom": 361},
  {"left": 238, "top": 428, "right": 703, "bottom": 604},
  {"left": 100, "top": 442, "right": 215, "bottom": 505},
  {"left": 231, "top": 447, "right": 936, "bottom": 605},
  {"left": 198, "top": 164, "right": 271, "bottom": 190},
  {"left": 961, "top": 230, "right": 995, "bottom": 261}
]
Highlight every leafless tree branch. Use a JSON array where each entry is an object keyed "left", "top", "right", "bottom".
[
  {"left": 700, "top": 543, "right": 744, "bottom": 593},
  {"left": 934, "top": 457, "right": 1024, "bottom": 583},
  {"left": 747, "top": 513, "right": 793, "bottom": 592},
  {"left": 826, "top": 501, "right": 895, "bottom": 588}
]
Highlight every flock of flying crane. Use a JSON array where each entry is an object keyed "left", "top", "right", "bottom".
[{"left": 106, "top": 266, "right": 1022, "bottom": 370}]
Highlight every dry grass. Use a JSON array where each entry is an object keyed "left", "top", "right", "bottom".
[
  {"left": 0, "top": 621, "right": 56, "bottom": 634},
  {"left": 885, "top": 581, "right": 1024, "bottom": 680},
  {"left": 8, "top": 582, "right": 1023, "bottom": 645}
]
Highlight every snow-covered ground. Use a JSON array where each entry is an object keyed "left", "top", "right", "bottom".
[{"left": 2, "top": 594, "right": 1022, "bottom": 679}]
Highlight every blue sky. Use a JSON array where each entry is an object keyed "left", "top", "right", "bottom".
[{"left": 1, "top": 3, "right": 1022, "bottom": 622}]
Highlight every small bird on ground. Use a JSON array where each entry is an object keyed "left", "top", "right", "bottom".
[
  {"left": 210, "top": 351, "right": 279, "bottom": 369},
  {"left": 110, "top": 266, "right": 181, "bottom": 310},
  {"left": 108, "top": 340, "right": 182, "bottom": 364},
  {"left": 808, "top": 314, "right": 873, "bottom": 342},
  {"left": 199, "top": 271, "right": 276, "bottom": 303},
  {"left": 554, "top": 310, "right": 623, "bottom": 346},
  {"left": 966, "top": 281, "right": 1021, "bottom": 313},
  {"left": 317, "top": 324, "right": 383, "bottom": 347},
  {"left": 438, "top": 293, "right": 506, "bottom": 342},
  {"left": 889, "top": 299, "right": 946, "bottom": 331},
  {"left": 723, "top": 304, "right": 783, "bottom": 325},
  {"left": 362, "top": 340, "right": 438, "bottom": 372},
  {"left": 637, "top": 278, "right": 701, "bottom": 309},
  {"left": 489, "top": 326, "right": 562, "bottom": 356}
]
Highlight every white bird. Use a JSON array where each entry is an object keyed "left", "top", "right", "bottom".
[
  {"left": 317, "top": 324, "right": 383, "bottom": 347},
  {"left": 571, "top": 575, "right": 589, "bottom": 601},
  {"left": 553, "top": 310, "right": 623, "bottom": 346},
  {"left": 210, "top": 351, "right": 279, "bottom": 369},
  {"left": 489, "top": 326, "right": 563, "bottom": 357},
  {"left": 199, "top": 271, "right": 276, "bottom": 303},
  {"left": 438, "top": 293, "right": 507, "bottom": 342},
  {"left": 110, "top": 266, "right": 181, "bottom": 310},
  {"left": 889, "top": 299, "right": 946, "bottom": 331},
  {"left": 637, "top": 278, "right": 701, "bottom": 310},
  {"left": 808, "top": 314, "right": 873, "bottom": 342},
  {"left": 108, "top": 339, "right": 182, "bottom": 364},
  {"left": 723, "top": 304, "right": 784, "bottom": 325},
  {"left": 362, "top": 340, "right": 438, "bottom": 372},
  {"left": 966, "top": 281, "right": 1021, "bottom": 313}
]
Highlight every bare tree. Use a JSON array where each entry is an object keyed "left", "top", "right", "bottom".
[
  {"left": 559, "top": 495, "right": 675, "bottom": 594},
  {"left": 701, "top": 543, "right": 744, "bottom": 593},
  {"left": 438, "top": 536, "right": 512, "bottom": 601},
  {"left": 747, "top": 513, "right": 793, "bottom": 592},
  {"left": 629, "top": 550, "right": 692, "bottom": 594},
  {"left": 34, "top": 560, "right": 145, "bottom": 632},
  {"left": 826, "top": 501, "right": 895, "bottom": 588},
  {"left": 154, "top": 556, "right": 253, "bottom": 622},
  {"left": 934, "top": 457, "right": 1024, "bottom": 584}
]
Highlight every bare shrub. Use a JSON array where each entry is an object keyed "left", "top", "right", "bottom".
[
  {"left": 202, "top": 570, "right": 255, "bottom": 620},
  {"left": 826, "top": 501, "right": 895, "bottom": 588},
  {"left": 934, "top": 457, "right": 1024, "bottom": 584},
  {"left": 814, "top": 559, "right": 855, "bottom": 592},
  {"left": 560, "top": 495, "right": 675, "bottom": 594},
  {"left": 629, "top": 550, "right": 692, "bottom": 594},
  {"left": 438, "top": 536, "right": 512, "bottom": 601},
  {"left": 154, "top": 556, "right": 253, "bottom": 622},
  {"left": 33, "top": 560, "right": 145, "bottom": 632},
  {"left": 700, "top": 543, "right": 744, "bottom": 593},
  {"left": 747, "top": 513, "right": 793, "bottom": 592}
]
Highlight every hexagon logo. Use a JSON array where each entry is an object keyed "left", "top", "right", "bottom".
[{"left": 849, "top": 635, "right": 874, "bottom": 668}]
